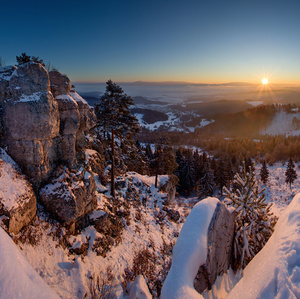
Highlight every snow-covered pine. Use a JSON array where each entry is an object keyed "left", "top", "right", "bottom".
[
  {"left": 223, "top": 162, "right": 277, "bottom": 269},
  {"left": 285, "top": 157, "right": 297, "bottom": 189}
]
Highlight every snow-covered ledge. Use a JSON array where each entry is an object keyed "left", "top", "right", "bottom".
[{"left": 161, "top": 197, "right": 219, "bottom": 299}]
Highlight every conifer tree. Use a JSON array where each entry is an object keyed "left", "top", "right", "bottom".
[
  {"left": 175, "top": 149, "right": 196, "bottom": 195},
  {"left": 223, "top": 163, "right": 277, "bottom": 269},
  {"left": 152, "top": 138, "right": 177, "bottom": 188},
  {"left": 214, "top": 159, "right": 227, "bottom": 194},
  {"left": 198, "top": 161, "right": 215, "bottom": 198},
  {"left": 260, "top": 160, "right": 269, "bottom": 184},
  {"left": 285, "top": 157, "right": 297, "bottom": 189},
  {"left": 95, "top": 80, "right": 140, "bottom": 197}
]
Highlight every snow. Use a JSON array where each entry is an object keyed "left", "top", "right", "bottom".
[
  {"left": 227, "top": 193, "right": 300, "bottom": 299},
  {"left": 0, "top": 227, "right": 59, "bottom": 299},
  {"left": 128, "top": 275, "right": 152, "bottom": 299},
  {"left": 247, "top": 101, "right": 264, "bottom": 107},
  {"left": 89, "top": 210, "right": 106, "bottom": 220},
  {"left": 85, "top": 148, "right": 99, "bottom": 160},
  {"left": 161, "top": 197, "right": 220, "bottom": 299},
  {"left": 199, "top": 119, "right": 215, "bottom": 127},
  {"left": 130, "top": 171, "right": 169, "bottom": 188},
  {"left": 18, "top": 91, "right": 43, "bottom": 102},
  {"left": 0, "top": 148, "right": 32, "bottom": 210},
  {"left": 55, "top": 94, "right": 77, "bottom": 105},
  {"left": 0, "top": 65, "right": 15, "bottom": 81},
  {"left": 262, "top": 111, "right": 300, "bottom": 136},
  {"left": 70, "top": 91, "right": 88, "bottom": 105}
]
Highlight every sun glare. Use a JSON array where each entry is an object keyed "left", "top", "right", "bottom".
[{"left": 262, "top": 78, "right": 268, "bottom": 85}]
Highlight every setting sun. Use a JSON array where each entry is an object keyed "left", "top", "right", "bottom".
[{"left": 262, "top": 78, "right": 269, "bottom": 85}]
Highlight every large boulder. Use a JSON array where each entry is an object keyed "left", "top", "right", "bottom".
[
  {"left": 0, "top": 148, "right": 36, "bottom": 234},
  {"left": 193, "top": 201, "right": 235, "bottom": 293},
  {"left": 39, "top": 166, "right": 97, "bottom": 224}
]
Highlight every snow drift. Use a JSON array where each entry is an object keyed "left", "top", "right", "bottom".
[
  {"left": 0, "top": 227, "right": 59, "bottom": 299},
  {"left": 227, "top": 193, "right": 300, "bottom": 299},
  {"left": 161, "top": 197, "right": 220, "bottom": 299}
]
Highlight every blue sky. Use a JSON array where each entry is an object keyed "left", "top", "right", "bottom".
[{"left": 1, "top": 0, "right": 300, "bottom": 84}]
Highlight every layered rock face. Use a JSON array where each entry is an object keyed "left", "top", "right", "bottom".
[
  {"left": 194, "top": 201, "right": 235, "bottom": 293},
  {"left": 0, "top": 63, "right": 59, "bottom": 186},
  {"left": 0, "top": 63, "right": 97, "bottom": 224}
]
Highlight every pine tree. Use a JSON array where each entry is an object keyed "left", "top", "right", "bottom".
[
  {"left": 285, "top": 157, "right": 297, "bottom": 189},
  {"left": 260, "top": 160, "right": 269, "bottom": 184},
  {"left": 198, "top": 161, "right": 215, "bottom": 198},
  {"left": 16, "top": 53, "right": 45, "bottom": 66},
  {"left": 95, "top": 80, "right": 140, "bottom": 197},
  {"left": 223, "top": 163, "right": 277, "bottom": 269},
  {"left": 214, "top": 159, "right": 228, "bottom": 194},
  {"left": 175, "top": 149, "right": 196, "bottom": 196},
  {"left": 152, "top": 138, "right": 177, "bottom": 188}
]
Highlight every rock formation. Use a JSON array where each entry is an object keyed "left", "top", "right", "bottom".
[
  {"left": 39, "top": 166, "right": 96, "bottom": 224},
  {"left": 0, "top": 62, "right": 98, "bottom": 224},
  {"left": 0, "top": 148, "right": 36, "bottom": 234},
  {"left": 193, "top": 201, "right": 235, "bottom": 293}
]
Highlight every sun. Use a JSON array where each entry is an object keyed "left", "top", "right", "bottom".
[{"left": 262, "top": 78, "right": 268, "bottom": 85}]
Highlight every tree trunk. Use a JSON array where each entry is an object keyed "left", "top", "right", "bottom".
[
  {"left": 111, "top": 130, "right": 115, "bottom": 198},
  {"left": 155, "top": 151, "right": 161, "bottom": 188}
]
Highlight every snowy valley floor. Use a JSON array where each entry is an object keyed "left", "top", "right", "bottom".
[{"left": 1, "top": 162, "right": 300, "bottom": 298}]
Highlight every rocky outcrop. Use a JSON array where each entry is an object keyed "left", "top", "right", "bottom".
[
  {"left": 194, "top": 201, "right": 235, "bottom": 293},
  {"left": 0, "top": 63, "right": 60, "bottom": 186},
  {"left": 0, "top": 148, "right": 36, "bottom": 234},
  {"left": 0, "top": 63, "right": 96, "bottom": 187},
  {"left": 39, "top": 166, "right": 96, "bottom": 224},
  {"left": 0, "top": 62, "right": 98, "bottom": 224}
]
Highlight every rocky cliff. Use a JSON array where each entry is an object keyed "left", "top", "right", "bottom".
[{"left": 0, "top": 62, "right": 98, "bottom": 228}]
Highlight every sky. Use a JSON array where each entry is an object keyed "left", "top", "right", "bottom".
[{"left": 1, "top": 0, "right": 300, "bottom": 84}]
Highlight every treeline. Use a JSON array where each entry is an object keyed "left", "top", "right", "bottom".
[{"left": 137, "top": 130, "right": 300, "bottom": 165}]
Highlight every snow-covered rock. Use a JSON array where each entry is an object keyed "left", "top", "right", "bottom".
[
  {"left": 0, "top": 148, "right": 36, "bottom": 234},
  {"left": 128, "top": 275, "right": 152, "bottom": 299},
  {"left": 194, "top": 200, "right": 235, "bottom": 293},
  {"left": 0, "top": 227, "right": 59, "bottom": 299},
  {"left": 0, "top": 63, "right": 96, "bottom": 189},
  {"left": 39, "top": 166, "right": 96, "bottom": 224},
  {"left": 227, "top": 193, "right": 300, "bottom": 299},
  {"left": 161, "top": 197, "right": 220, "bottom": 299}
]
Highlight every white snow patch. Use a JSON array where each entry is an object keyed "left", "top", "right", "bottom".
[
  {"left": 89, "top": 210, "right": 106, "bottom": 220},
  {"left": 199, "top": 119, "right": 215, "bottom": 127},
  {"left": 262, "top": 111, "right": 300, "bottom": 136},
  {"left": 55, "top": 94, "right": 77, "bottom": 105},
  {"left": 70, "top": 91, "right": 88, "bottom": 105},
  {"left": 227, "top": 193, "right": 300, "bottom": 299},
  {"left": 0, "top": 227, "right": 59, "bottom": 299},
  {"left": 247, "top": 101, "right": 264, "bottom": 107},
  {"left": 18, "top": 92, "right": 43, "bottom": 102},
  {"left": 128, "top": 275, "right": 152, "bottom": 299},
  {"left": 161, "top": 197, "right": 219, "bottom": 299},
  {"left": 0, "top": 148, "right": 32, "bottom": 210}
]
